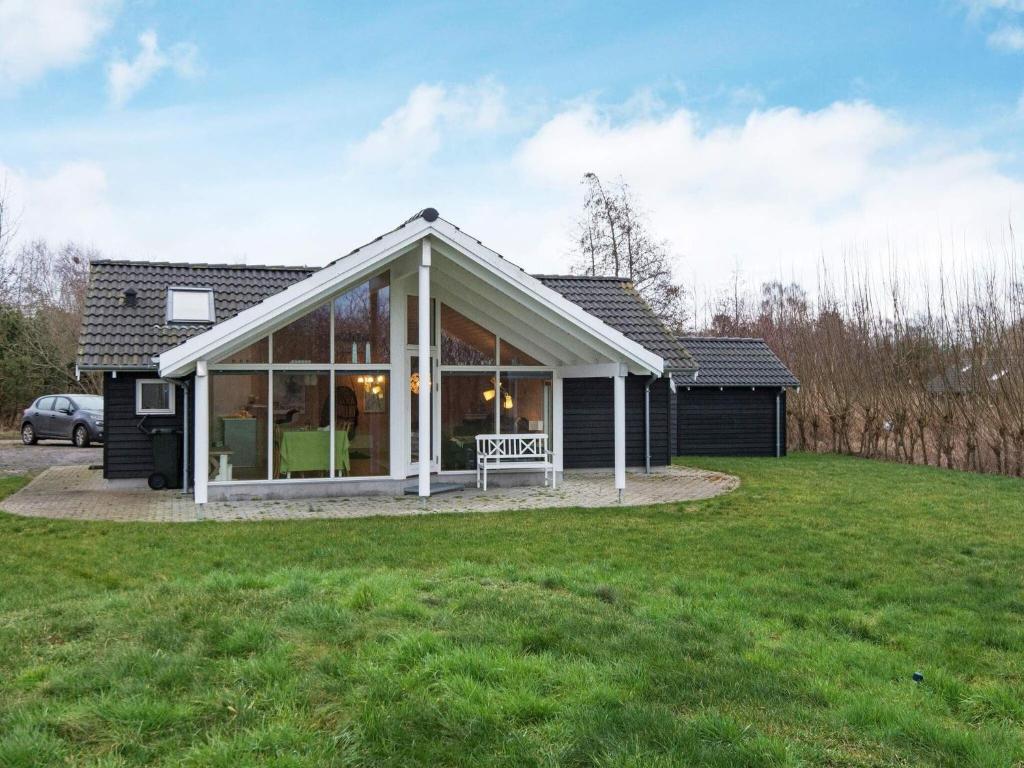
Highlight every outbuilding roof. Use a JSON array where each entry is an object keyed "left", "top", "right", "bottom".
[
  {"left": 77, "top": 260, "right": 315, "bottom": 369},
  {"left": 676, "top": 337, "right": 799, "bottom": 388},
  {"left": 536, "top": 276, "right": 696, "bottom": 371}
]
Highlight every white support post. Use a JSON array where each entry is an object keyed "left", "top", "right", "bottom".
[
  {"left": 418, "top": 238, "right": 431, "bottom": 498},
  {"left": 194, "top": 360, "right": 209, "bottom": 504},
  {"left": 614, "top": 372, "right": 626, "bottom": 502},
  {"left": 389, "top": 280, "right": 406, "bottom": 479},
  {"left": 552, "top": 373, "right": 564, "bottom": 474}
]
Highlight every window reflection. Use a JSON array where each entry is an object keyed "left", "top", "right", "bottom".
[
  {"left": 216, "top": 337, "right": 268, "bottom": 365},
  {"left": 499, "top": 339, "right": 541, "bottom": 366},
  {"left": 273, "top": 303, "right": 330, "bottom": 363},
  {"left": 440, "top": 373, "right": 495, "bottom": 470},
  {"left": 499, "top": 373, "right": 552, "bottom": 438},
  {"left": 336, "top": 373, "right": 390, "bottom": 476},
  {"left": 406, "top": 295, "right": 436, "bottom": 345},
  {"left": 334, "top": 274, "right": 390, "bottom": 363},
  {"left": 209, "top": 372, "right": 269, "bottom": 481},
  {"left": 441, "top": 304, "right": 496, "bottom": 365},
  {"left": 272, "top": 372, "right": 331, "bottom": 478}
]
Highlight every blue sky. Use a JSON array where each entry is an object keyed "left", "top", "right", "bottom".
[{"left": 3, "top": 0, "right": 1024, "bottom": 287}]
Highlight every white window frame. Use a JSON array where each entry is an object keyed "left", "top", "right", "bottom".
[
  {"left": 167, "top": 287, "right": 215, "bottom": 323},
  {"left": 136, "top": 378, "right": 176, "bottom": 415}
]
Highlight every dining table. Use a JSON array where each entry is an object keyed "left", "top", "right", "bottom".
[{"left": 278, "top": 429, "right": 350, "bottom": 477}]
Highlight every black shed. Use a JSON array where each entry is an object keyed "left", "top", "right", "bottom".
[{"left": 674, "top": 337, "right": 799, "bottom": 457}]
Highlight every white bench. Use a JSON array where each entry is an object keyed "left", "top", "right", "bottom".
[{"left": 475, "top": 434, "right": 556, "bottom": 491}]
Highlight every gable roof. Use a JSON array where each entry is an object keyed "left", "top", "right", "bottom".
[
  {"left": 535, "top": 276, "right": 695, "bottom": 371},
  {"left": 77, "top": 214, "right": 700, "bottom": 376},
  {"left": 77, "top": 260, "right": 314, "bottom": 369},
  {"left": 677, "top": 337, "right": 799, "bottom": 388},
  {"left": 155, "top": 212, "right": 665, "bottom": 377}
]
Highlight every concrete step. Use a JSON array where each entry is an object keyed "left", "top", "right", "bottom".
[{"left": 403, "top": 481, "right": 466, "bottom": 496}]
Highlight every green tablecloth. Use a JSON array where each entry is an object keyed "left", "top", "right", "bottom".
[{"left": 278, "top": 430, "right": 350, "bottom": 475}]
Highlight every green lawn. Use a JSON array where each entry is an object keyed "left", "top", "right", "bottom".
[{"left": 0, "top": 455, "right": 1022, "bottom": 767}]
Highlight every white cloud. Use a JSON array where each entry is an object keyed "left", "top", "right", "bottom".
[
  {"left": 345, "top": 80, "right": 506, "bottom": 169},
  {"left": 107, "top": 30, "right": 200, "bottom": 107},
  {"left": 513, "top": 98, "right": 1024, "bottom": 283},
  {"left": 0, "top": 0, "right": 116, "bottom": 92},
  {"left": 1, "top": 160, "right": 118, "bottom": 248},
  {"left": 987, "top": 23, "right": 1024, "bottom": 49},
  {"left": 6, "top": 85, "right": 1024, "bottom": 297}
]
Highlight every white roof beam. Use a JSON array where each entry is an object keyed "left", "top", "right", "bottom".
[
  {"left": 434, "top": 242, "right": 646, "bottom": 369},
  {"left": 432, "top": 273, "right": 585, "bottom": 366}
]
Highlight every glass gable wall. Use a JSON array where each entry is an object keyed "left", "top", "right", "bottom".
[
  {"left": 208, "top": 272, "right": 391, "bottom": 482},
  {"left": 207, "top": 280, "right": 555, "bottom": 483}
]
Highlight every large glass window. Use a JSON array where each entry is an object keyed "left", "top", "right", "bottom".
[
  {"left": 273, "top": 303, "right": 330, "bottom": 363},
  {"left": 433, "top": 306, "right": 553, "bottom": 470},
  {"left": 441, "top": 373, "right": 496, "bottom": 470},
  {"left": 335, "top": 373, "right": 390, "bottom": 476},
  {"left": 208, "top": 270, "right": 392, "bottom": 483},
  {"left": 441, "top": 304, "right": 495, "bottom": 365},
  {"left": 272, "top": 372, "right": 331, "bottom": 478},
  {"left": 499, "top": 372, "right": 552, "bottom": 439},
  {"left": 334, "top": 275, "right": 390, "bottom": 364},
  {"left": 406, "top": 296, "right": 436, "bottom": 346},
  {"left": 499, "top": 339, "right": 541, "bottom": 366},
  {"left": 209, "top": 373, "right": 269, "bottom": 481},
  {"left": 217, "top": 338, "right": 268, "bottom": 365}
]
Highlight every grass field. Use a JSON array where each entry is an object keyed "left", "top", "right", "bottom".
[{"left": 0, "top": 454, "right": 1022, "bottom": 767}]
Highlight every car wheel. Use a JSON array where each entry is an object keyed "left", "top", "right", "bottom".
[
  {"left": 21, "top": 423, "right": 37, "bottom": 445},
  {"left": 73, "top": 425, "right": 91, "bottom": 448}
]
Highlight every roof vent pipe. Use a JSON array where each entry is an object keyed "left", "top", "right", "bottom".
[{"left": 124, "top": 288, "right": 137, "bottom": 308}]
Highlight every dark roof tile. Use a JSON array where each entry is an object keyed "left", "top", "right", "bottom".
[
  {"left": 535, "top": 275, "right": 696, "bottom": 370},
  {"left": 676, "top": 337, "right": 799, "bottom": 388},
  {"left": 78, "top": 259, "right": 697, "bottom": 372},
  {"left": 77, "top": 260, "right": 314, "bottom": 369}
]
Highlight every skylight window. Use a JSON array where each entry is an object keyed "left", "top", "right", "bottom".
[{"left": 167, "top": 288, "right": 215, "bottom": 323}]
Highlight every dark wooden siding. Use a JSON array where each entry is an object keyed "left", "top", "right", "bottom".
[
  {"left": 563, "top": 375, "right": 672, "bottom": 469},
  {"left": 675, "top": 387, "right": 786, "bottom": 457},
  {"left": 669, "top": 384, "right": 678, "bottom": 457},
  {"left": 780, "top": 390, "right": 787, "bottom": 455},
  {"left": 103, "top": 372, "right": 189, "bottom": 480}
]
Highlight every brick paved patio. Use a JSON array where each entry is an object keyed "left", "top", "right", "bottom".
[{"left": 1, "top": 464, "right": 738, "bottom": 523}]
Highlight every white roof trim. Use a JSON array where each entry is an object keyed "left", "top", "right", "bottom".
[
  {"left": 158, "top": 216, "right": 663, "bottom": 377},
  {"left": 428, "top": 220, "right": 662, "bottom": 371}
]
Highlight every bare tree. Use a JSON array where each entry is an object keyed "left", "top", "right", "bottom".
[
  {"left": 0, "top": 237, "right": 97, "bottom": 425},
  {"left": 691, "top": 239, "right": 1024, "bottom": 478},
  {"left": 571, "top": 173, "right": 689, "bottom": 330},
  {"left": 0, "top": 178, "right": 19, "bottom": 302}
]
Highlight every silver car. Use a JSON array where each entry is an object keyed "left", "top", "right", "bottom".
[{"left": 21, "top": 394, "right": 105, "bottom": 447}]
